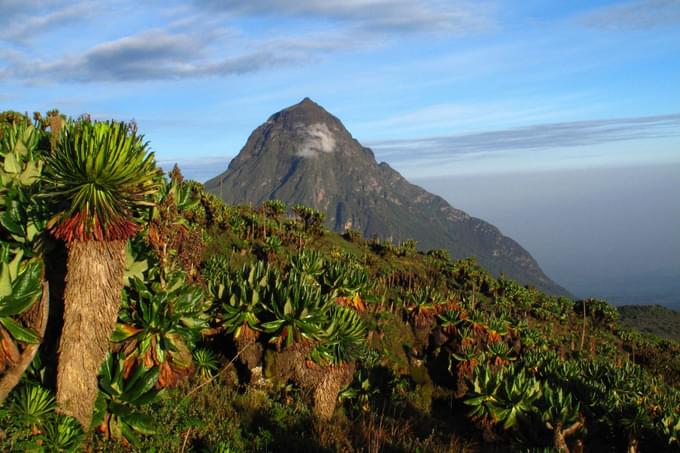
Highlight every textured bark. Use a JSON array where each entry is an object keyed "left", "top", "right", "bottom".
[
  {"left": 549, "top": 421, "right": 583, "bottom": 453},
  {"left": 553, "top": 426, "right": 569, "bottom": 453},
  {"left": 56, "top": 240, "right": 126, "bottom": 429},
  {"left": 269, "top": 345, "right": 355, "bottom": 419},
  {"left": 0, "top": 282, "right": 49, "bottom": 403},
  {"left": 313, "top": 364, "right": 355, "bottom": 420}
]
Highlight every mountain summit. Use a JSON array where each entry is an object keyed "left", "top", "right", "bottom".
[{"left": 205, "top": 98, "right": 569, "bottom": 296}]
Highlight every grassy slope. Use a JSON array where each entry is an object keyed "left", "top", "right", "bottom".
[
  {"left": 618, "top": 304, "right": 680, "bottom": 342},
  {"left": 2, "top": 177, "right": 679, "bottom": 452}
]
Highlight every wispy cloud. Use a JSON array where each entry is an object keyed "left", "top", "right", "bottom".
[
  {"left": 368, "top": 113, "right": 680, "bottom": 161},
  {"left": 0, "top": 0, "right": 495, "bottom": 84},
  {"left": 580, "top": 0, "right": 680, "bottom": 30},
  {"left": 196, "top": 0, "right": 494, "bottom": 34},
  {"left": 1, "top": 26, "right": 369, "bottom": 83},
  {"left": 0, "top": 2, "right": 95, "bottom": 44}
]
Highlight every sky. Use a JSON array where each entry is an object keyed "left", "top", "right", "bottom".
[{"left": 1, "top": 0, "right": 679, "bottom": 303}]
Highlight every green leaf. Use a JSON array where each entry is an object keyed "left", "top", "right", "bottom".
[
  {"left": 0, "top": 262, "right": 42, "bottom": 316},
  {"left": 0, "top": 205, "right": 24, "bottom": 237},
  {"left": 0, "top": 264, "right": 11, "bottom": 298},
  {"left": 125, "top": 367, "right": 159, "bottom": 403},
  {"left": 464, "top": 395, "right": 487, "bottom": 407},
  {"left": 120, "top": 421, "right": 143, "bottom": 447},
  {"left": 92, "top": 393, "right": 107, "bottom": 429},
  {"left": 124, "top": 245, "right": 148, "bottom": 286},
  {"left": 4, "top": 152, "right": 20, "bottom": 173},
  {"left": 0, "top": 316, "right": 41, "bottom": 343},
  {"left": 124, "top": 413, "right": 156, "bottom": 435},
  {"left": 99, "top": 353, "right": 115, "bottom": 386},
  {"left": 111, "top": 324, "right": 141, "bottom": 342},
  {"left": 8, "top": 249, "right": 24, "bottom": 281},
  {"left": 19, "top": 160, "right": 41, "bottom": 185}
]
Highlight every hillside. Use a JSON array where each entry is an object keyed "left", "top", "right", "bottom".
[
  {"left": 0, "top": 112, "right": 678, "bottom": 453},
  {"left": 205, "top": 98, "right": 569, "bottom": 297},
  {"left": 618, "top": 304, "right": 680, "bottom": 342}
]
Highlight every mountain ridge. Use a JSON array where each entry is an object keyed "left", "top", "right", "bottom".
[{"left": 205, "top": 98, "right": 570, "bottom": 296}]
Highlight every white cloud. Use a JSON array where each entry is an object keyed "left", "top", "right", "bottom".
[
  {"left": 368, "top": 113, "right": 680, "bottom": 161},
  {"left": 197, "top": 0, "right": 495, "bottom": 34},
  {"left": 295, "top": 123, "right": 337, "bottom": 157},
  {"left": 0, "top": 2, "right": 95, "bottom": 44}
]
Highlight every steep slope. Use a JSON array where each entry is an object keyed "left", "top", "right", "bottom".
[{"left": 205, "top": 98, "right": 569, "bottom": 296}]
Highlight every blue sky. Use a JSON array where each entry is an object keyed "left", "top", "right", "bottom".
[{"left": 1, "top": 0, "right": 679, "bottom": 181}]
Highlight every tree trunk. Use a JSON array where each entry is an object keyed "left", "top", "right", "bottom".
[
  {"left": 553, "top": 426, "right": 569, "bottom": 453},
  {"left": 312, "top": 363, "right": 355, "bottom": 420},
  {"left": 550, "top": 420, "right": 583, "bottom": 453},
  {"left": 56, "top": 240, "right": 126, "bottom": 429}
]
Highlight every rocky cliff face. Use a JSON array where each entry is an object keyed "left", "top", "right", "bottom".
[{"left": 205, "top": 98, "right": 569, "bottom": 296}]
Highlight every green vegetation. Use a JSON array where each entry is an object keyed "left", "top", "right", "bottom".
[
  {"left": 618, "top": 304, "right": 680, "bottom": 342},
  {"left": 0, "top": 111, "right": 678, "bottom": 452}
]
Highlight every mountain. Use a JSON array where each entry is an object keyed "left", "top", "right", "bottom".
[{"left": 205, "top": 98, "right": 569, "bottom": 296}]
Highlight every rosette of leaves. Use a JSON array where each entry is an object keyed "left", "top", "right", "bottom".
[
  {"left": 464, "top": 365, "right": 502, "bottom": 425},
  {"left": 451, "top": 344, "right": 484, "bottom": 377},
  {"left": 311, "top": 305, "right": 367, "bottom": 365},
  {"left": 290, "top": 249, "right": 325, "bottom": 280},
  {"left": 221, "top": 261, "right": 274, "bottom": 346},
  {"left": 338, "top": 368, "right": 377, "bottom": 413},
  {"left": 538, "top": 384, "right": 583, "bottom": 451},
  {"left": 93, "top": 353, "right": 161, "bottom": 448},
  {"left": 262, "top": 199, "right": 287, "bottom": 220},
  {"left": 497, "top": 277, "right": 533, "bottom": 314},
  {"left": 402, "top": 286, "right": 444, "bottom": 328},
  {"left": 262, "top": 271, "right": 328, "bottom": 349},
  {"left": 660, "top": 413, "right": 680, "bottom": 446},
  {"left": 486, "top": 316, "right": 510, "bottom": 343},
  {"left": 113, "top": 270, "right": 210, "bottom": 387},
  {"left": 193, "top": 348, "right": 219, "bottom": 380},
  {"left": 0, "top": 121, "right": 44, "bottom": 194},
  {"left": 292, "top": 204, "right": 325, "bottom": 237},
  {"left": 39, "top": 414, "right": 85, "bottom": 453},
  {"left": 10, "top": 384, "right": 56, "bottom": 430},
  {"left": 486, "top": 341, "right": 515, "bottom": 367},
  {"left": 396, "top": 238, "right": 417, "bottom": 257},
  {"left": 261, "top": 235, "right": 282, "bottom": 257},
  {"left": 464, "top": 311, "right": 489, "bottom": 338},
  {"left": 4, "top": 384, "right": 83, "bottom": 452},
  {"left": 437, "top": 308, "right": 466, "bottom": 336},
  {"left": 322, "top": 260, "right": 369, "bottom": 300},
  {"left": 465, "top": 365, "right": 540, "bottom": 431},
  {"left": 202, "top": 255, "right": 230, "bottom": 301}
]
